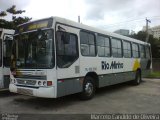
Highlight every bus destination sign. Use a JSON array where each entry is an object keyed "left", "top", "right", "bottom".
[{"left": 16, "top": 18, "right": 53, "bottom": 34}]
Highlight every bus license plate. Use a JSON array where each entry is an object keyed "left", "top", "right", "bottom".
[{"left": 17, "top": 88, "right": 33, "bottom": 96}]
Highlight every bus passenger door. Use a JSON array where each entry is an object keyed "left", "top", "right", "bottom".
[{"left": 55, "top": 24, "right": 81, "bottom": 97}]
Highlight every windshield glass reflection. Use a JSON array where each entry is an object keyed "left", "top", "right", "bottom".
[{"left": 13, "top": 29, "right": 54, "bottom": 69}]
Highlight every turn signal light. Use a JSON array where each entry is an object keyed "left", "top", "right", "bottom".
[{"left": 47, "top": 81, "right": 52, "bottom": 86}]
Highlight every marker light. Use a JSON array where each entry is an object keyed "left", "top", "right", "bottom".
[{"left": 47, "top": 81, "right": 52, "bottom": 86}]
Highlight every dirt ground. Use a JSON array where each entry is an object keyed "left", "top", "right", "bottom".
[{"left": 0, "top": 78, "right": 160, "bottom": 119}]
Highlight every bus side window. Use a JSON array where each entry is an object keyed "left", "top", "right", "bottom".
[
  {"left": 123, "top": 41, "right": 132, "bottom": 58},
  {"left": 132, "top": 43, "right": 140, "bottom": 58},
  {"left": 97, "top": 35, "right": 110, "bottom": 57},
  {"left": 111, "top": 38, "right": 122, "bottom": 58},
  {"left": 145, "top": 46, "right": 151, "bottom": 58},
  {"left": 56, "top": 31, "right": 78, "bottom": 68},
  {"left": 140, "top": 44, "right": 146, "bottom": 58},
  {"left": 80, "top": 31, "right": 96, "bottom": 56}
]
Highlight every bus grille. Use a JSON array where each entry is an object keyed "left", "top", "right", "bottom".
[
  {"left": 17, "top": 88, "right": 33, "bottom": 96},
  {"left": 17, "top": 79, "right": 36, "bottom": 86}
]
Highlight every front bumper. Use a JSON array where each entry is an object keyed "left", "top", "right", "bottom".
[{"left": 9, "top": 83, "right": 56, "bottom": 98}]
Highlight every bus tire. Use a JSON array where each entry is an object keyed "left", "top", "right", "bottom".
[
  {"left": 133, "top": 70, "right": 141, "bottom": 85},
  {"left": 79, "top": 76, "right": 95, "bottom": 100}
]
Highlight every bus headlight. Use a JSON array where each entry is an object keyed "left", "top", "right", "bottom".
[
  {"left": 38, "top": 81, "right": 42, "bottom": 86},
  {"left": 43, "top": 81, "right": 47, "bottom": 86},
  {"left": 37, "top": 80, "right": 48, "bottom": 87}
]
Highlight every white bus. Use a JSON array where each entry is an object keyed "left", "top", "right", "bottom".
[
  {"left": 0, "top": 28, "right": 14, "bottom": 90},
  {"left": 9, "top": 17, "right": 152, "bottom": 99}
]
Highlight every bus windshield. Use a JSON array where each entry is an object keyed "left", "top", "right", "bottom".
[{"left": 12, "top": 29, "right": 54, "bottom": 69}]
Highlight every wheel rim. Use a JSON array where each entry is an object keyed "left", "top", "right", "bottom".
[
  {"left": 84, "top": 82, "right": 93, "bottom": 96},
  {"left": 137, "top": 73, "right": 140, "bottom": 83}
]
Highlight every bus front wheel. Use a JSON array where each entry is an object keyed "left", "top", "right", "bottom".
[{"left": 79, "top": 76, "right": 95, "bottom": 100}]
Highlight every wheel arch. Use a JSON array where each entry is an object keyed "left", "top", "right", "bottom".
[
  {"left": 136, "top": 68, "right": 141, "bottom": 75},
  {"left": 85, "top": 72, "right": 99, "bottom": 88}
]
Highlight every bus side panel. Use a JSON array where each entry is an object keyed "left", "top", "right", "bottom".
[
  {"left": 124, "top": 71, "right": 136, "bottom": 81},
  {"left": 123, "top": 58, "right": 137, "bottom": 81},
  {"left": 99, "top": 57, "right": 139, "bottom": 88},
  {"left": 110, "top": 58, "right": 124, "bottom": 85},
  {"left": 0, "top": 69, "right": 3, "bottom": 88},
  {"left": 80, "top": 56, "right": 113, "bottom": 88},
  {"left": 98, "top": 74, "right": 112, "bottom": 87},
  {"left": 57, "top": 78, "right": 82, "bottom": 97},
  {"left": 0, "top": 33, "right": 3, "bottom": 88},
  {"left": 140, "top": 58, "right": 152, "bottom": 77}
]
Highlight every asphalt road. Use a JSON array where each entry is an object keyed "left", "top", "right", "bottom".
[{"left": 0, "top": 78, "right": 160, "bottom": 119}]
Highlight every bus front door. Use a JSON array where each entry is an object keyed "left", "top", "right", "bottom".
[{"left": 55, "top": 24, "right": 81, "bottom": 97}]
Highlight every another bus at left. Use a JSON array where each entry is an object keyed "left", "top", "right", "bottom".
[{"left": 0, "top": 28, "right": 14, "bottom": 90}]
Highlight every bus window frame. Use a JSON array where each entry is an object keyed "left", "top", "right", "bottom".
[
  {"left": 132, "top": 42, "right": 140, "bottom": 58},
  {"left": 80, "top": 30, "right": 97, "bottom": 57},
  {"left": 123, "top": 40, "right": 132, "bottom": 58},
  {"left": 139, "top": 44, "right": 146, "bottom": 58},
  {"left": 111, "top": 37, "right": 123, "bottom": 58},
  {"left": 145, "top": 44, "right": 151, "bottom": 59},
  {"left": 96, "top": 33, "right": 111, "bottom": 57},
  {"left": 56, "top": 31, "right": 79, "bottom": 68}
]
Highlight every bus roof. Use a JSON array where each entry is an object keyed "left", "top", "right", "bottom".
[
  {"left": 53, "top": 16, "right": 149, "bottom": 46},
  {"left": 17, "top": 16, "right": 150, "bottom": 46}
]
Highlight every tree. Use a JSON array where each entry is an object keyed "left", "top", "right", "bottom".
[
  {"left": 13, "top": 17, "right": 31, "bottom": 28},
  {"left": 129, "top": 31, "right": 147, "bottom": 41},
  {"left": 130, "top": 31, "right": 160, "bottom": 58},
  {"left": 149, "top": 35, "right": 160, "bottom": 58},
  {"left": 0, "top": 5, "right": 31, "bottom": 29},
  {"left": 0, "top": 11, "right": 7, "bottom": 17},
  {"left": 6, "top": 5, "right": 25, "bottom": 15}
]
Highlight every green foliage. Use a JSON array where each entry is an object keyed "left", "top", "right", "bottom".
[
  {"left": 6, "top": 5, "right": 25, "bottom": 15},
  {"left": 130, "top": 31, "right": 146, "bottom": 41},
  {"left": 13, "top": 17, "right": 31, "bottom": 25},
  {"left": 0, "top": 5, "right": 31, "bottom": 29},
  {"left": 130, "top": 31, "right": 160, "bottom": 58},
  {"left": 0, "top": 19, "right": 13, "bottom": 29},
  {"left": 149, "top": 35, "right": 160, "bottom": 58},
  {"left": 0, "top": 11, "right": 7, "bottom": 17},
  {"left": 147, "top": 71, "right": 160, "bottom": 78}
]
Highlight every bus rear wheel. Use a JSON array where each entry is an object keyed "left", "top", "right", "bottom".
[
  {"left": 79, "top": 76, "right": 95, "bottom": 100},
  {"left": 132, "top": 70, "right": 141, "bottom": 85}
]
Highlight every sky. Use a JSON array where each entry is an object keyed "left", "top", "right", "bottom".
[{"left": 0, "top": 0, "right": 160, "bottom": 33}]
